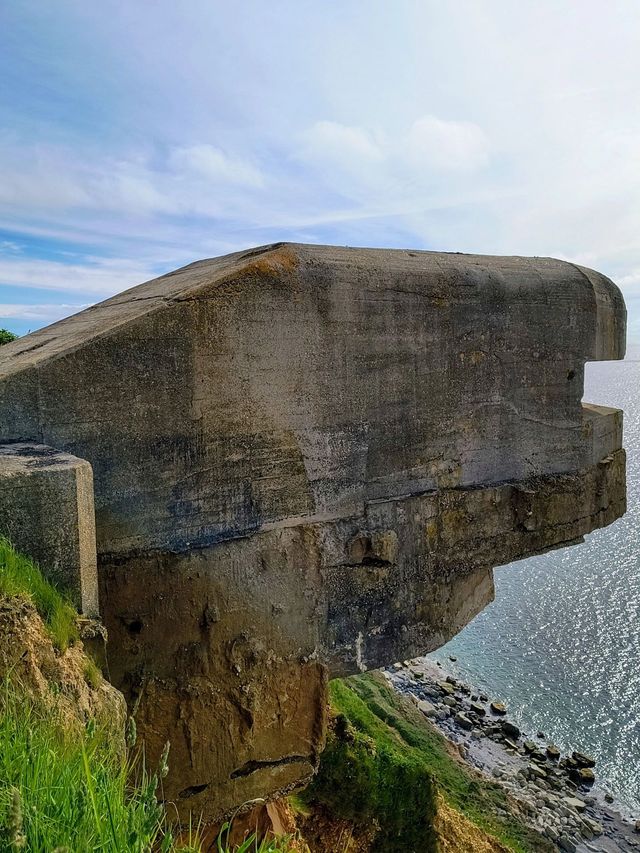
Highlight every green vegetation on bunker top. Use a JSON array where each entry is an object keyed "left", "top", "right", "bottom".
[{"left": 0, "top": 537, "right": 78, "bottom": 651}]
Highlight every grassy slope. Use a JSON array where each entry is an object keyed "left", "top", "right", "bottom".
[
  {"left": 0, "top": 538, "right": 292, "bottom": 852},
  {"left": 0, "top": 536, "right": 77, "bottom": 651},
  {"left": 303, "top": 674, "right": 554, "bottom": 853}
]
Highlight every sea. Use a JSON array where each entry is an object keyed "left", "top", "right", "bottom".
[{"left": 427, "top": 346, "right": 640, "bottom": 813}]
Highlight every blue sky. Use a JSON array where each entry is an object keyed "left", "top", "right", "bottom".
[{"left": 1, "top": 0, "right": 639, "bottom": 342}]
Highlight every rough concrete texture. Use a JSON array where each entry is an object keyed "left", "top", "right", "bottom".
[
  {"left": 0, "top": 243, "right": 627, "bottom": 819},
  {"left": 0, "top": 443, "right": 98, "bottom": 615}
]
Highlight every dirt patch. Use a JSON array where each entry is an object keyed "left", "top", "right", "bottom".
[
  {"left": 435, "top": 796, "right": 511, "bottom": 853},
  {"left": 0, "top": 595, "right": 126, "bottom": 749}
]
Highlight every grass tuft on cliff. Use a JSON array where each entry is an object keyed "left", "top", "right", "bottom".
[
  {"left": 302, "top": 674, "right": 554, "bottom": 853},
  {"left": 0, "top": 679, "right": 297, "bottom": 852},
  {"left": 0, "top": 683, "right": 169, "bottom": 851},
  {"left": 302, "top": 677, "right": 438, "bottom": 852},
  {"left": 0, "top": 537, "right": 78, "bottom": 651}
]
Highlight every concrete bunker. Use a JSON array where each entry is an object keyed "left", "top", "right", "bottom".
[{"left": 0, "top": 243, "right": 626, "bottom": 819}]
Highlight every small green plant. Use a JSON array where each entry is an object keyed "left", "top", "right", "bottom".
[
  {"left": 216, "top": 822, "right": 295, "bottom": 852},
  {"left": 302, "top": 679, "right": 438, "bottom": 853},
  {"left": 309, "top": 674, "right": 554, "bottom": 853},
  {"left": 82, "top": 658, "right": 101, "bottom": 689},
  {"left": 0, "top": 537, "right": 78, "bottom": 651},
  {"left": 0, "top": 328, "right": 18, "bottom": 346}
]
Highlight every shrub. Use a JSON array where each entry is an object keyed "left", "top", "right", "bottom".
[{"left": 0, "top": 329, "right": 17, "bottom": 346}]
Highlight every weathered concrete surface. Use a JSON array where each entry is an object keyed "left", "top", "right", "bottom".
[
  {"left": 0, "top": 443, "right": 98, "bottom": 615},
  {"left": 0, "top": 243, "right": 626, "bottom": 819}
]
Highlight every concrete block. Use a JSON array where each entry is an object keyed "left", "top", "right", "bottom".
[{"left": 0, "top": 443, "right": 98, "bottom": 615}]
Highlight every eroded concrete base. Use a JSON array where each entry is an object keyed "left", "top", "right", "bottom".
[{"left": 101, "top": 448, "right": 625, "bottom": 820}]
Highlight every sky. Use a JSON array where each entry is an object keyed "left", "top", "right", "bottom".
[{"left": 0, "top": 0, "right": 639, "bottom": 343}]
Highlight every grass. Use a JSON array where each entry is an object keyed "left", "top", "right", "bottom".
[
  {"left": 0, "top": 680, "right": 169, "bottom": 851},
  {"left": 0, "top": 675, "right": 302, "bottom": 852},
  {"left": 0, "top": 537, "right": 78, "bottom": 651},
  {"left": 302, "top": 677, "right": 438, "bottom": 853},
  {"left": 215, "top": 823, "right": 296, "bottom": 852},
  {"left": 83, "top": 657, "right": 102, "bottom": 689},
  {"left": 307, "top": 674, "right": 554, "bottom": 853}
]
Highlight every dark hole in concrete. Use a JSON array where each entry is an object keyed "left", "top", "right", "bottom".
[
  {"left": 179, "top": 783, "right": 209, "bottom": 799},
  {"left": 123, "top": 617, "right": 143, "bottom": 635},
  {"left": 567, "top": 369, "right": 576, "bottom": 380}
]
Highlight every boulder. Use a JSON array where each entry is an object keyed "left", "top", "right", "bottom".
[
  {"left": 546, "top": 744, "right": 560, "bottom": 761},
  {"left": 578, "top": 767, "right": 595, "bottom": 786},
  {"left": 469, "top": 701, "right": 486, "bottom": 716},
  {"left": 501, "top": 720, "right": 521, "bottom": 739},
  {"left": 563, "top": 796, "right": 586, "bottom": 813},
  {"left": 581, "top": 816, "right": 603, "bottom": 836},
  {"left": 529, "top": 763, "right": 547, "bottom": 780},
  {"left": 572, "top": 750, "right": 596, "bottom": 768},
  {"left": 417, "top": 700, "right": 437, "bottom": 717},
  {"left": 490, "top": 701, "right": 507, "bottom": 715},
  {"left": 454, "top": 712, "right": 473, "bottom": 730}
]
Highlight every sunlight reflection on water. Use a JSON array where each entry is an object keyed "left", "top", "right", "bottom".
[{"left": 428, "top": 354, "right": 640, "bottom": 811}]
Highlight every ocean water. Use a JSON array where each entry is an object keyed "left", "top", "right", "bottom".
[{"left": 428, "top": 350, "right": 640, "bottom": 812}]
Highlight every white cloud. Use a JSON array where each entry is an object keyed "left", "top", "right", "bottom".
[
  {"left": 170, "top": 144, "right": 265, "bottom": 188},
  {"left": 404, "top": 116, "right": 490, "bottom": 173},
  {"left": 296, "top": 115, "right": 491, "bottom": 213},
  {"left": 301, "top": 121, "right": 384, "bottom": 166},
  {"left": 0, "top": 303, "right": 90, "bottom": 323},
  {"left": 0, "top": 141, "right": 266, "bottom": 220},
  {"left": 0, "top": 257, "right": 162, "bottom": 296}
]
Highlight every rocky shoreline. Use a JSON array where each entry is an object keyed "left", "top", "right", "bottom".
[{"left": 384, "top": 658, "right": 639, "bottom": 853}]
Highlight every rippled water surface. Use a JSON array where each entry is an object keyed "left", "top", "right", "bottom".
[{"left": 428, "top": 352, "right": 640, "bottom": 811}]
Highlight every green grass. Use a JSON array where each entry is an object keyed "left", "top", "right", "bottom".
[
  {"left": 215, "top": 823, "right": 296, "bottom": 852},
  {"left": 0, "top": 678, "right": 301, "bottom": 852},
  {"left": 308, "top": 674, "right": 554, "bottom": 853},
  {"left": 0, "top": 680, "right": 169, "bottom": 851},
  {"left": 0, "top": 537, "right": 78, "bottom": 651},
  {"left": 83, "top": 657, "right": 102, "bottom": 689},
  {"left": 302, "top": 677, "right": 438, "bottom": 853},
  {"left": 0, "top": 539, "right": 299, "bottom": 852}
]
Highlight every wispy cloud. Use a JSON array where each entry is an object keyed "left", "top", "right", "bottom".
[
  {"left": 0, "top": 302, "right": 90, "bottom": 323},
  {"left": 0, "top": 256, "right": 162, "bottom": 296},
  {"left": 0, "top": 0, "right": 639, "bottom": 339}
]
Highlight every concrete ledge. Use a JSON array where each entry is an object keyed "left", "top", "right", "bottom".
[{"left": 0, "top": 443, "right": 98, "bottom": 615}]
